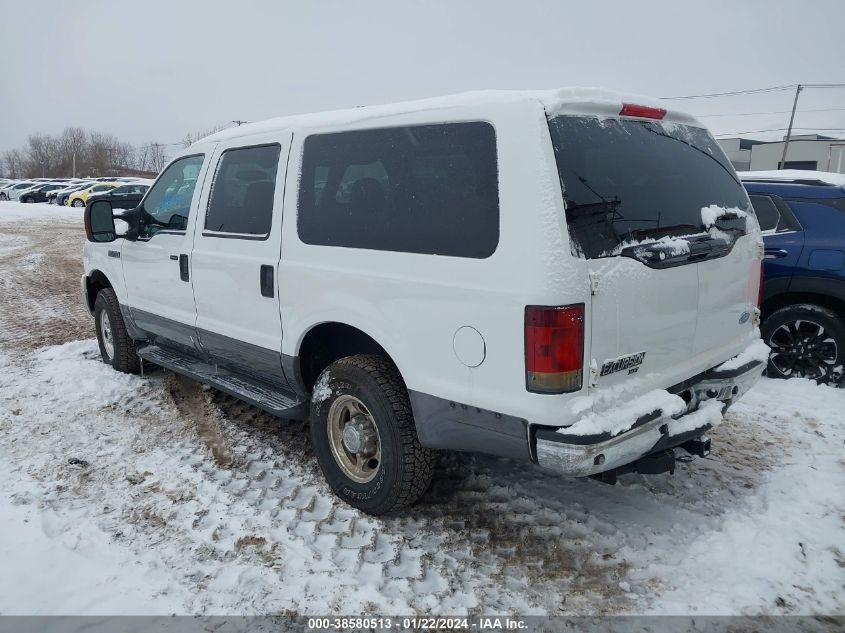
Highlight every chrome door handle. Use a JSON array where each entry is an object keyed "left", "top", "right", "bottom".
[{"left": 764, "top": 249, "right": 789, "bottom": 259}]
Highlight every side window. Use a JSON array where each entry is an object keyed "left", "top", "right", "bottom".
[
  {"left": 142, "top": 154, "right": 205, "bottom": 238},
  {"left": 749, "top": 195, "right": 782, "bottom": 232},
  {"left": 297, "top": 122, "right": 499, "bottom": 258},
  {"left": 205, "top": 144, "right": 280, "bottom": 236}
]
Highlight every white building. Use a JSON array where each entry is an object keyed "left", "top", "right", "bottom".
[{"left": 718, "top": 134, "right": 845, "bottom": 174}]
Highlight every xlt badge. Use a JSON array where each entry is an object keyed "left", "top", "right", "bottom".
[{"left": 599, "top": 351, "right": 647, "bottom": 377}]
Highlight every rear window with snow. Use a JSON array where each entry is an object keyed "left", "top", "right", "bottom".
[
  {"left": 297, "top": 122, "right": 499, "bottom": 258},
  {"left": 548, "top": 116, "right": 751, "bottom": 259}
]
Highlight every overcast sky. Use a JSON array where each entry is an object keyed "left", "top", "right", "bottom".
[{"left": 1, "top": 0, "right": 844, "bottom": 157}]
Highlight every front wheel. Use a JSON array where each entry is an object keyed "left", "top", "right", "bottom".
[
  {"left": 72, "top": 198, "right": 84, "bottom": 207},
  {"left": 310, "top": 354, "right": 434, "bottom": 515},
  {"left": 94, "top": 288, "right": 141, "bottom": 374},
  {"left": 762, "top": 304, "right": 844, "bottom": 382}
]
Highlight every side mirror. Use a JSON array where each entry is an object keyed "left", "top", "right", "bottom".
[
  {"left": 85, "top": 200, "right": 116, "bottom": 242},
  {"left": 84, "top": 201, "right": 141, "bottom": 243}
]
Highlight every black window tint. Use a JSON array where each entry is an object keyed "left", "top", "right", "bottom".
[
  {"left": 749, "top": 195, "right": 781, "bottom": 232},
  {"left": 111, "top": 186, "right": 130, "bottom": 194},
  {"left": 142, "top": 154, "right": 204, "bottom": 237},
  {"left": 548, "top": 116, "right": 751, "bottom": 259},
  {"left": 297, "top": 122, "right": 498, "bottom": 258},
  {"left": 205, "top": 144, "right": 280, "bottom": 235}
]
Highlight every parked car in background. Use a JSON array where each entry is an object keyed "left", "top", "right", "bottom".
[
  {"left": 741, "top": 170, "right": 845, "bottom": 383},
  {"left": 48, "top": 181, "right": 90, "bottom": 204},
  {"left": 87, "top": 183, "right": 149, "bottom": 210},
  {"left": 68, "top": 182, "right": 121, "bottom": 207},
  {"left": 1, "top": 181, "right": 40, "bottom": 201},
  {"left": 19, "top": 183, "right": 68, "bottom": 203}
]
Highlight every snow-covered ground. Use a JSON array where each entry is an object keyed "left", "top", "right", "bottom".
[{"left": 0, "top": 200, "right": 843, "bottom": 616}]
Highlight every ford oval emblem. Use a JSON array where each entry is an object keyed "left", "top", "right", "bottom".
[{"left": 739, "top": 311, "right": 751, "bottom": 324}]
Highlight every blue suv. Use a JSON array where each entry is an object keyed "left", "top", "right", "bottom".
[{"left": 742, "top": 173, "right": 845, "bottom": 383}]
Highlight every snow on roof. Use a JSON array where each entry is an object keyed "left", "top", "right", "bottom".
[
  {"left": 739, "top": 170, "right": 845, "bottom": 187},
  {"left": 200, "top": 87, "right": 701, "bottom": 145}
]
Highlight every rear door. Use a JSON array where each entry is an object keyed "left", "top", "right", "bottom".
[
  {"left": 749, "top": 193, "right": 804, "bottom": 300},
  {"left": 189, "top": 132, "right": 291, "bottom": 387},
  {"left": 548, "top": 114, "right": 760, "bottom": 390}
]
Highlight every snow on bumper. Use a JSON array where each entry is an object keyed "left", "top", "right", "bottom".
[{"left": 534, "top": 357, "right": 764, "bottom": 477}]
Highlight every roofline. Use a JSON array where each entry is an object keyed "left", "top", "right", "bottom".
[{"left": 198, "top": 87, "right": 703, "bottom": 145}]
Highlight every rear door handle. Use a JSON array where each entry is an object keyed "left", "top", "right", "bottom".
[
  {"left": 260, "top": 265, "right": 274, "bottom": 298},
  {"left": 179, "top": 254, "right": 189, "bottom": 281},
  {"left": 764, "top": 248, "right": 789, "bottom": 259}
]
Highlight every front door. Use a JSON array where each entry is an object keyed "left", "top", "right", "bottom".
[
  {"left": 121, "top": 153, "right": 211, "bottom": 352},
  {"left": 189, "top": 132, "right": 292, "bottom": 387}
]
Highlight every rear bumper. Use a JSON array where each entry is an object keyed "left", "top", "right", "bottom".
[{"left": 534, "top": 359, "right": 764, "bottom": 477}]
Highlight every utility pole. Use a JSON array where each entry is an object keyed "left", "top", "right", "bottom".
[{"left": 779, "top": 84, "right": 803, "bottom": 169}]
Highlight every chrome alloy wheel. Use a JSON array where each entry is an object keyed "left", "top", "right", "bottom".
[
  {"left": 327, "top": 394, "right": 382, "bottom": 483},
  {"left": 768, "top": 319, "right": 838, "bottom": 379},
  {"left": 99, "top": 309, "right": 114, "bottom": 360}
]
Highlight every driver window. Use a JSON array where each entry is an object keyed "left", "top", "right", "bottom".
[{"left": 141, "top": 154, "right": 205, "bottom": 238}]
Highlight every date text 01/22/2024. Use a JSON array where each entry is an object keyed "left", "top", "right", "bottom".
[{"left": 306, "top": 617, "right": 528, "bottom": 630}]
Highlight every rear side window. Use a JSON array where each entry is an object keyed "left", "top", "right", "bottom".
[
  {"left": 297, "top": 122, "right": 499, "bottom": 258},
  {"left": 749, "top": 195, "right": 781, "bottom": 232},
  {"left": 549, "top": 116, "right": 752, "bottom": 259},
  {"left": 206, "top": 144, "right": 281, "bottom": 235}
]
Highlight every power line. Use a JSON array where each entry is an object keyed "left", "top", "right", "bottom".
[
  {"left": 714, "top": 126, "right": 845, "bottom": 137},
  {"left": 661, "top": 84, "right": 796, "bottom": 100},
  {"left": 696, "top": 107, "right": 845, "bottom": 118},
  {"left": 661, "top": 82, "right": 845, "bottom": 100}
]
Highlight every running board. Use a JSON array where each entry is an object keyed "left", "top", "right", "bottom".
[{"left": 137, "top": 345, "right": 308, "bottom": 419}]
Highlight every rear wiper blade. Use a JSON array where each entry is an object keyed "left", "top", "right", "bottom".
[{"left": 620, "top": 236, "right": 731, "bottom": 268}]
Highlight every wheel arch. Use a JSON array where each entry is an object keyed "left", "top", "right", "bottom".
[
  {"left": 762, "top": 289, "right": 845, "bottom": 323},
  {"left": 84, "top": 269, "right": 114, "bottom": 313},
  {"left": 291, "top": 321, "right": 403, "bottom": 395}
]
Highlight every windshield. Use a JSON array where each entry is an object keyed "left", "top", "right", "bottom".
[{"left": 548, "top": 115, "right": 752, "bottom": 259}]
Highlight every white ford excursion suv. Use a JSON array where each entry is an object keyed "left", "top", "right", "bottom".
[{"left": 83, "top": 88, "right": 767, "bottom": 515}]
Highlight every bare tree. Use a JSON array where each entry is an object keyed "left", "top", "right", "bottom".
[
  {"left": 181, "top": 123, "right": 229, "bottom": 148},
  {"left": 1, "top": 127, "right": 165, "bottom": 178},
  {"left": 137, "top": 142, "right": 169, "bottom": 173},
  {"left": 2, "top": 149, "right": 25, "bottom": 178}
]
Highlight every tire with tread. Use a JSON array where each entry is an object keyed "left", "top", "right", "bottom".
[
  {"left": 310, "top": 354, "right": 434, "bottom": 515},
  {"left": 761, "top": 303, "right": 845, "bottom": 382},
  {"left": 94, "top": 288, "right": 141, "bottom": 374}
]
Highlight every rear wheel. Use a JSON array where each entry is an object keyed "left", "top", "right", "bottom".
[
  {"left": 72, "top": 198, "right": 84, "bottom": 207},
  {"left": 762, "top": 304, "right": 844, "bottom": 382},
  {"left": 94, "top": 288, "right": 141, "bottom": 374},
  {"left": 310, "top": 354, "right": 434, "bottom": 515},
  {"left": 22, "top": 196, "right": 33, "bottom": 203}
]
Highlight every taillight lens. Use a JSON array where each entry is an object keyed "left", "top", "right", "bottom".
[
  {"left": 758, "top": 261, "right": 764, "bottom": 307},
  {"left": 525, "top": 304, "right": 585, "bottom": 394},
  {"left": 619, "top": 103, "right": 667, "bottom": 120}
]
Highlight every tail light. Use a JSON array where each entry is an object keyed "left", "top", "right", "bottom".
[
  {"left": 619, "top": 103, "right": 667, "bottom": 120},
  {"left": 758, "top": 261, "right": 764, "bottom": 307},
  {"left": 525, "top": 304, "right": 585, "bottom": 394}
]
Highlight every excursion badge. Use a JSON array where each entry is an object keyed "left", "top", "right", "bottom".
[{"left": 599, "top": 351, "right": 647, "bottom": 377}]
